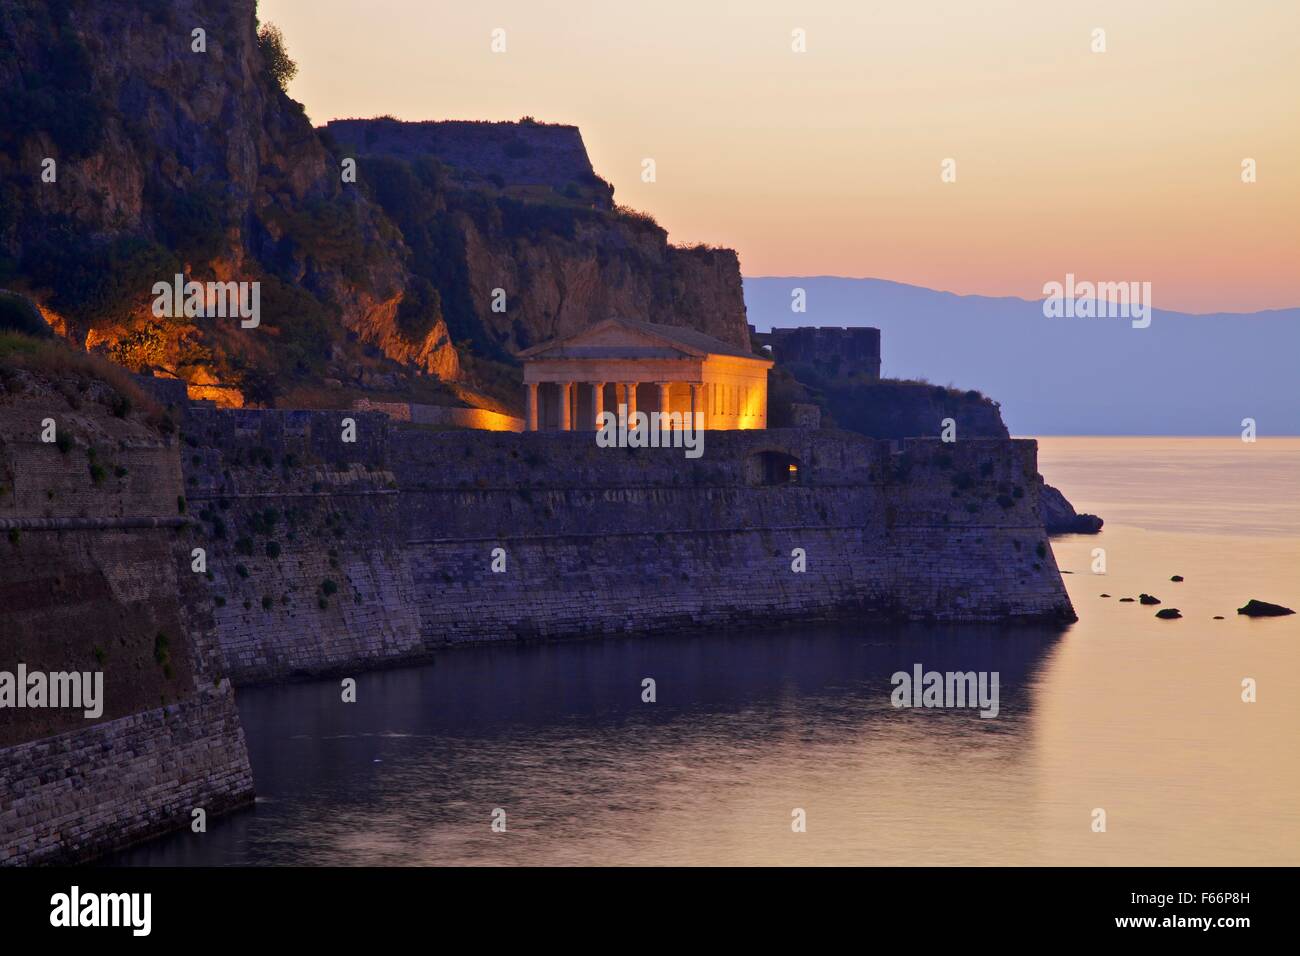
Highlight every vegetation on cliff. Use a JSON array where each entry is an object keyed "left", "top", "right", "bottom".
[
  {"left": 765, "top": 349, "right": 1100, "bottom": 533},
  {"left": 0, "top": 331, "right": 166, "bottom": 429},
  {"left": 0, "top": 0, "right": 443, "bottom": 407},
  {"left": 768, "top": 362, "right": 1008, "bottom": 439},
  {"left": 0, "top": 1, "right": 750, "bottom": 414}
]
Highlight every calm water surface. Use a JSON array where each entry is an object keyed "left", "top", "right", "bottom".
[{"left": 111, "top": 437, "right": 1300, "bottom": 866}]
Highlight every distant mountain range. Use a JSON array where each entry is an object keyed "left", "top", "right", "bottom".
[{"left": 744, "top": 276, "right": 1300, "bottom": 435}]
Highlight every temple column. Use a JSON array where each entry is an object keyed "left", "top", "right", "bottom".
[
  {"left": 656, "top": 382, "right": 672, "bottom": 429},
  {"left": 690, "top": 383, "right": 708, "bottom": 430},
  {"left": 623, "top": 382, "right": 638, "bottom": 424},
  {"left": 591, "top": 382, "right": 605, "bottom": 429},
  {"left": 559, "top": 381, "right": 573, "bottom": 431},
  {"left": 525, "top": 382, "right": 539, "bottom": 432}
]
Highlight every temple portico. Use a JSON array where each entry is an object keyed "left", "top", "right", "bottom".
[{"left": 518, "top": 318, "right": 773, "bottom": 432}]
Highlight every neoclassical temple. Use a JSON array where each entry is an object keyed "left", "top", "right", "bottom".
[{"left": 518, "top": 318, "right": 773, "bottom": 431}]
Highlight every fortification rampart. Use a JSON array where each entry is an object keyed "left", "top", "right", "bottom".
[
  {"left": 180, "top": 409, "right": 1074, "bottom": 683},
  {"left": 0, "top": 381, "right": 254, "bottom": 865},
  {"left": 757, "top": 325, "right": 883, "bottom": 381},
  {"left": 325, "top": 118, "right": 606, "bottom": 197},
  {"left": 1, "top": 390, "right": 1073, "bottom": 862}
]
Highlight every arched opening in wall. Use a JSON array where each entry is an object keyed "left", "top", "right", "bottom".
[{"left": 748, "top": 450, "right": 803, "bottom": 486}]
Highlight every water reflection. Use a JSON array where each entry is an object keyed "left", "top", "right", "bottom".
[{"left": 109, "top": 623, "right": 1064, "bottom": 866}]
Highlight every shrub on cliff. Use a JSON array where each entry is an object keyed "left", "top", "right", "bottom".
[
  {"left": 496, "top": 195, "right": 591, "bottom": 242},
  {"left": 0, "top": 290, "right": 52, "bottom": 338},
  {"left": 396, "top": 276, "right": 444, "bottom": 342},
  {"left": 148, "top": 181, "right": 232, "bottom": 267},
  {"left": 615, "top": 205, "right": 660, "bottom": 231},
  {"left": 0, "top": 332, "right": 162, "bottom": 423},
  {"left": 0, "top": 16, "right": 104, "bottom": 160},
  {"left": 263, "top": 198, "right": 372, "bottom": 281},
  {"left": 249, "top": 276, "right": 334, "bottom": 379},
  {"left": 239, "top": 367, "right": 282, "bottom": 408},
  {"left": 22, "top": 226, "right": 179, "bottom": 332},
  {"left": 257, "top": 22, "right": 298, "bottom": 93}
]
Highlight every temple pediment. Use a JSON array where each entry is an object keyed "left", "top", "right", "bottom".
[{"left": 518, "top": 317, "right": 758, "bottom": 362}]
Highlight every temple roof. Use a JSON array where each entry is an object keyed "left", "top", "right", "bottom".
[{"left": 519, "top": 317, "right": 766, "bottom": 363}]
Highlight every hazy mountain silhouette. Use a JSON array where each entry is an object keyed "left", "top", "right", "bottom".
[{"left": 744, "top": 276, "right": 1300, "bottom": 435}]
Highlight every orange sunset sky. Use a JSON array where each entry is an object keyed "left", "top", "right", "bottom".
[{"left": 261, "top": 0, "right": 1300, "bottom": 314}]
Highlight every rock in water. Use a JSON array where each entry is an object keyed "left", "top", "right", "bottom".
[
  {"left": 1237, "top": 600, "right": 1296, "bottom": 617},
  {"left": 1039, "top": 481, "right": 1104, "bottom": 535},
  {"left": 1139, "top": 593, "right": 1161, "bottom": 605},
  {"left": 1170, "top": 575, "right": 1184, "bottom": 582},
  {"left": 1119, "top": 597, "right": 1135, "bottom": 603},
  {"left": 1155, "top": 608, "right": 1182, "bottom": 619}
]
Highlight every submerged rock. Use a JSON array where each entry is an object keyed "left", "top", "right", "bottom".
[
  {"left": 1171, "top": 575, "right": 1184, "bottom": 582},
  {"left": 1139, "top": 593, "right": 1161, "bottom": 605},
  {"left": 1213, "top": 616, "right": 1225, "bottom": 620},
  {"left": 1237, "top": 600, "right": 1296, "bottom": 617},
  {"left": 1155, "top": 608, "right": 1182, "bottom": 619},
  {"left": 1119, "top": 597, "right": 1135, "bottom": 603}
]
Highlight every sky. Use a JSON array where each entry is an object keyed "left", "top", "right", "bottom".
[{"left": 260, "top": 0, "right": 1300, "bottom": 314}]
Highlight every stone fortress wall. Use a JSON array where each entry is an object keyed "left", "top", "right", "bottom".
[
  {"left": 325, "top": 118, "right": 609, "bottom": 198},
  {"left": 2, "top": 391, "right": 1073, "bottom": 863},
  {"left": 753, "top": 326, "right": 883, "bottom": 381},
  {"left": 0, "top": 383, "right": 254, "bottom": 865},
  {"left": 184, "top": 408, "right": 1074, "bottom": 683}
]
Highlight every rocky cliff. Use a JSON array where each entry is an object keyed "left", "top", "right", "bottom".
[
  {"left": 0, "top": 2, "right": 749, "bottom": 412},
  {"left": 325, "top": 118, "right": 751, "bottom": 360},
  {"left": 0, "top": 0, "right": 460, "bottom": 405}
]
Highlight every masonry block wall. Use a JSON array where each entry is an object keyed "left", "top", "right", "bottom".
[
  {"left": 183, "top": 411, "right": 1075, "bottom": 682},
  {"left": 765, "top": 326, "right": 883, "bottom": 381},
  {"left": 1, "top": 390, "right": 1073, "bottom": 862},
  {"left": 182, "top": 408, "right": 424, "bottom": 683},
  {"left": 0, "top": 380, "right": 254, "bottom": 865},
  {"left": 325, "top": 118, "right": 606, "bottom": 197}
]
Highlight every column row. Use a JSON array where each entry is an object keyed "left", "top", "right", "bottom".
[{"left": 524, "top": 382, "right": 708, "bottom": 431}]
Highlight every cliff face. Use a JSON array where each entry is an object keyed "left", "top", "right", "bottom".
[
  {"left": 455, "top": 209, "right": 748, "bottom": 355},
  {"left": 0, "top": 5, "right": 749, "bottom": 408},
  {"left": 327, "top": 119, "right": 751, "bottom": 358},
  {"left": 0, "top": 0, "right": 454, "bottom": 404}
]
